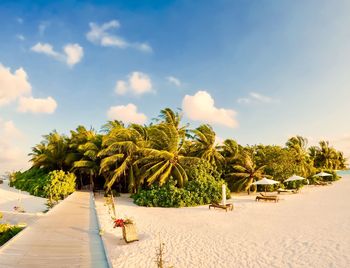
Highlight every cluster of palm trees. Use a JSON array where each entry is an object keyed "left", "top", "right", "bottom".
[{"left": 28, "top": 108, "right": 347, "bottom": 194}]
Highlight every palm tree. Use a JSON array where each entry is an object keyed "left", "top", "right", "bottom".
[
  {"left": 70, "top": 126, "right": 102, "bottom": 189},
  {"left": 136, "top": 123, "right": 189, "bottom": 187},
  {"left": 220, "top": 139, "right": 240, "bottom": 162},
  {"left": 228, "top": 151, "right": 266, "bottom": 194},
  {"left": 98, "top": 124, "right": 148, "bottom": 192},
  {"left": 286, "top": 136, "right": 312, "bottom": 176},
  {"left": 29, "top": 131, "right": 71, "bottom": 171},
  {"left": 189, "top": 124, "right": 224, "bottom": 169},
  {"left": 318, "top": 141, "right": 337, "bottom": 169}
]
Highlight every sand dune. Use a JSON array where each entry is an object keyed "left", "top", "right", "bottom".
[{"left": 95, "top": 175, "right": 350, "bottom": 268}]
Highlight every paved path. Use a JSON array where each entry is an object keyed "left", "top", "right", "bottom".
[{"left": 0, "top": 191, "right": 109, "bottom": 268}]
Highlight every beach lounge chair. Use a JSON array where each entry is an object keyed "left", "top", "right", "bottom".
[
  {"left": 277, "top": 188, "right": 298, "bottom": 194},
  {"left": 256, "top": 193, "right": 279, "bottom": 202},
  {"left": 314, "top": 181, "right": 328, "bottom": 186},
  {"left": 209, "top": 202, "right": 233, "bottom": 212}
]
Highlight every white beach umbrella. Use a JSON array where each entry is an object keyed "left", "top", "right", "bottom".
[
  {"left": 252, "top": 177, "right": 279, "bottom": 194},
  {"left": 284, "top": 174, "right": 305, "bottom": 182},
  {"left": 313, "top": 172, "right": 332, "bottom": 177}
]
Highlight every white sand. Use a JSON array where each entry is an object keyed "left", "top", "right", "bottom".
[
  {"left": 95, "top": 175, "right": 350, "bottom": 268},
  {"left": 0, "top": 180, "right": 47, "bottom": 225}
]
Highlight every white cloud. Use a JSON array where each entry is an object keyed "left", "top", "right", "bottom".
[
  {"left": 86, "top": 20, "right": 152, "bottom": 53},
  {"left": 64, "top": 44, "right": 84, "bottom": 66},
  {"left": 115, "top": 71, "right": 153, "bottom": 96},
  {"left": 0, "top": 119, "right": 30, "bottom": 173},
  {"left": 0, "top": 64, "right": 31, "bottom": 106},
  {"left": 16, "top": 34, "right": 25, "bottom": 41},
  {"left": 167, "top": 76, "right": 181, "bottom": 87},
  {"left": 238, "top": 92, "right": 278, "bottom": 104},
  {"left": 31, "top": 42, "right": 83, "bottom": 67},
  {"left": 182, "top": 90, "right": 238, "bottom": 128},
  {"left": 107, "top": 103, "right": 147, "bottom": 124},
  {"left": 17, "top": 96, "right": 57, "bottom": 114},
  {"left": 0, "top": 63, "right": 58, "bottom": 114},
  {"left": 31, "top": 42, "right": 60, "bottom": 58}
]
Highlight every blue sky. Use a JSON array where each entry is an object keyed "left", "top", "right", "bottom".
[{"left": 1, "top": 0, "right": 350, "bottom": 172}]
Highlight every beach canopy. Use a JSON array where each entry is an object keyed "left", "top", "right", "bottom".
[
  {"left": 252, "top": 177, "right": 279, "bottom": 185},
  {"left": 313, "top": 172, "right": 332, "bottom": 177},
  {"left": 284, "top": 174, "right": 305, "bottom": 182},
  {"left": 252, "top": 177, "right": 279, "bottom": 194}
]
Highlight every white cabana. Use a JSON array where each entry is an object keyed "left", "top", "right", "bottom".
[
  {"left": 313, "top": 172, "right": 332, "bottom": 177},
  {"left": 252, "top": 177, "right": 279, "bottom": 194},
  {"left": 284, "top": 174, "right": 305, "bottom": 182}
]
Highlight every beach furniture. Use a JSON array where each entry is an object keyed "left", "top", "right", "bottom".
[
  {"left": 314, "top": 181, "right": 329, "bottom": 186},
  {"left": 277, "top": 188, "right": 298, "bottom": 194},
  {"left": 209, "top": 202, "right": 234, "bottom": 212},
  {"left": 256, "top": 193, "right": 279, "bottom": 202}
]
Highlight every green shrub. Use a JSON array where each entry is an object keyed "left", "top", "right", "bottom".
[
  {"left": 9, "top": 168, "right": 49, "bottom": 197},
  {"left": 0, "top": 224, "right": 24, "bottom": 246},
  {"left": 44, "top": 170, "right": 76, "bottom": 202},
  {"left": 10, "top": 168, "right": 76, "bottom": 200},
  {"left": 283, "top": 180, "right": 305, "bottom": 190},
  {"left": 133, "top": 160, "right": 230, "bottom": 207}
]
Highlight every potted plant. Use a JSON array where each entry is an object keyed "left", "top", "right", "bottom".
[{"left": 113, "top": 218, "right": 138, "bottom": 243}]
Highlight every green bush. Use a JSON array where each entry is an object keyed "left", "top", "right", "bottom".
[
  {"left": 133, "top": 160, "right": 230, "bottom": 207},
  {"left": 44, "top": 170, "right": 76, "bottom": 202},
  {"left": 0, "top": 224, "right": 24, "bottom": 246},
  {"left": 10, "top": 168, "right": 76, "bottom": 200},
  {"left": 9, "top": 168, "right": 49, "bottom": 197},
  {"left": 283, "top": 180, "right": 305, "bottom": 190}
]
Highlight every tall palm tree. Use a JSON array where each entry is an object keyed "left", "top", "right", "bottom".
[
  {"left": 318, "top": 141, "right": 337, "bottom": 169},
  {"left": 190, "top": 124, "right": 224, "bottom": 169},
  {"left": 29, "top": 131, "right": 70, "bottom": 171},
  {"left": 136, "top": 123, "right": 189, "bottom": 187},
  {"left": 98, "top": 124, "right": 148, "bottom": 192},
  {"left": 228, "top": 151, "right": 266, "bottom": 194},
  {"left": 220, "top": 139, "right": 240, "bottom": 162},
  {"left": 286, "top": 136, "right": 312, "bottom": 176},
  {"left": 71, "top": 126, "right": 102, "bottom": 189}
]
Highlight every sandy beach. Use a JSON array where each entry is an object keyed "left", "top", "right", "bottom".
[
  {"left": 0, "top": 180, "right": 47, "bottom": 225},
  {"left": 95, "top": 175, "right": 350, "bottom": 268}
]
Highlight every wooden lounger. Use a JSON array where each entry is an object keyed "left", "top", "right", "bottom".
[
  {"left": 314, "top": 181, "right": 329, "bottom": 186},
  {"left": 277, "top": 188, "right": 298, "bottom": 194},
  {"left": 209, "top": 202, "right": 234, "bottom": 212},
  {"left": 256, "top": 194, "right": 279, "bottom": 202}
]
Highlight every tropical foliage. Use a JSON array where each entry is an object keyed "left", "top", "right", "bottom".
[
  {"left": 10, "top": 169, "right": 76, "bottom": 201},
  {"left": 133, "top": 161, "right": 230, "bottom": 207},
  {"left": 11, "top": 108, "right": 348, "bottom": 206},
  {"left": 0, "top": 224, "right": 23, "bottom": 246}
]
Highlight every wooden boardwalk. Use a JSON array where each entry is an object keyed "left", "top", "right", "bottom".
[{"left": 0, "top": 191, "right": 109, "bottom": 268}]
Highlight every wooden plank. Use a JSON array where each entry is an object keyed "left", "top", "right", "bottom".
[{"left": 0, "top": 191, "right": 109, "bottom": 268}]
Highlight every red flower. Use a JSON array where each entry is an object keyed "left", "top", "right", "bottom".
[{"left": 113, "top": 219, "right": 125, "bottom": 228}]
